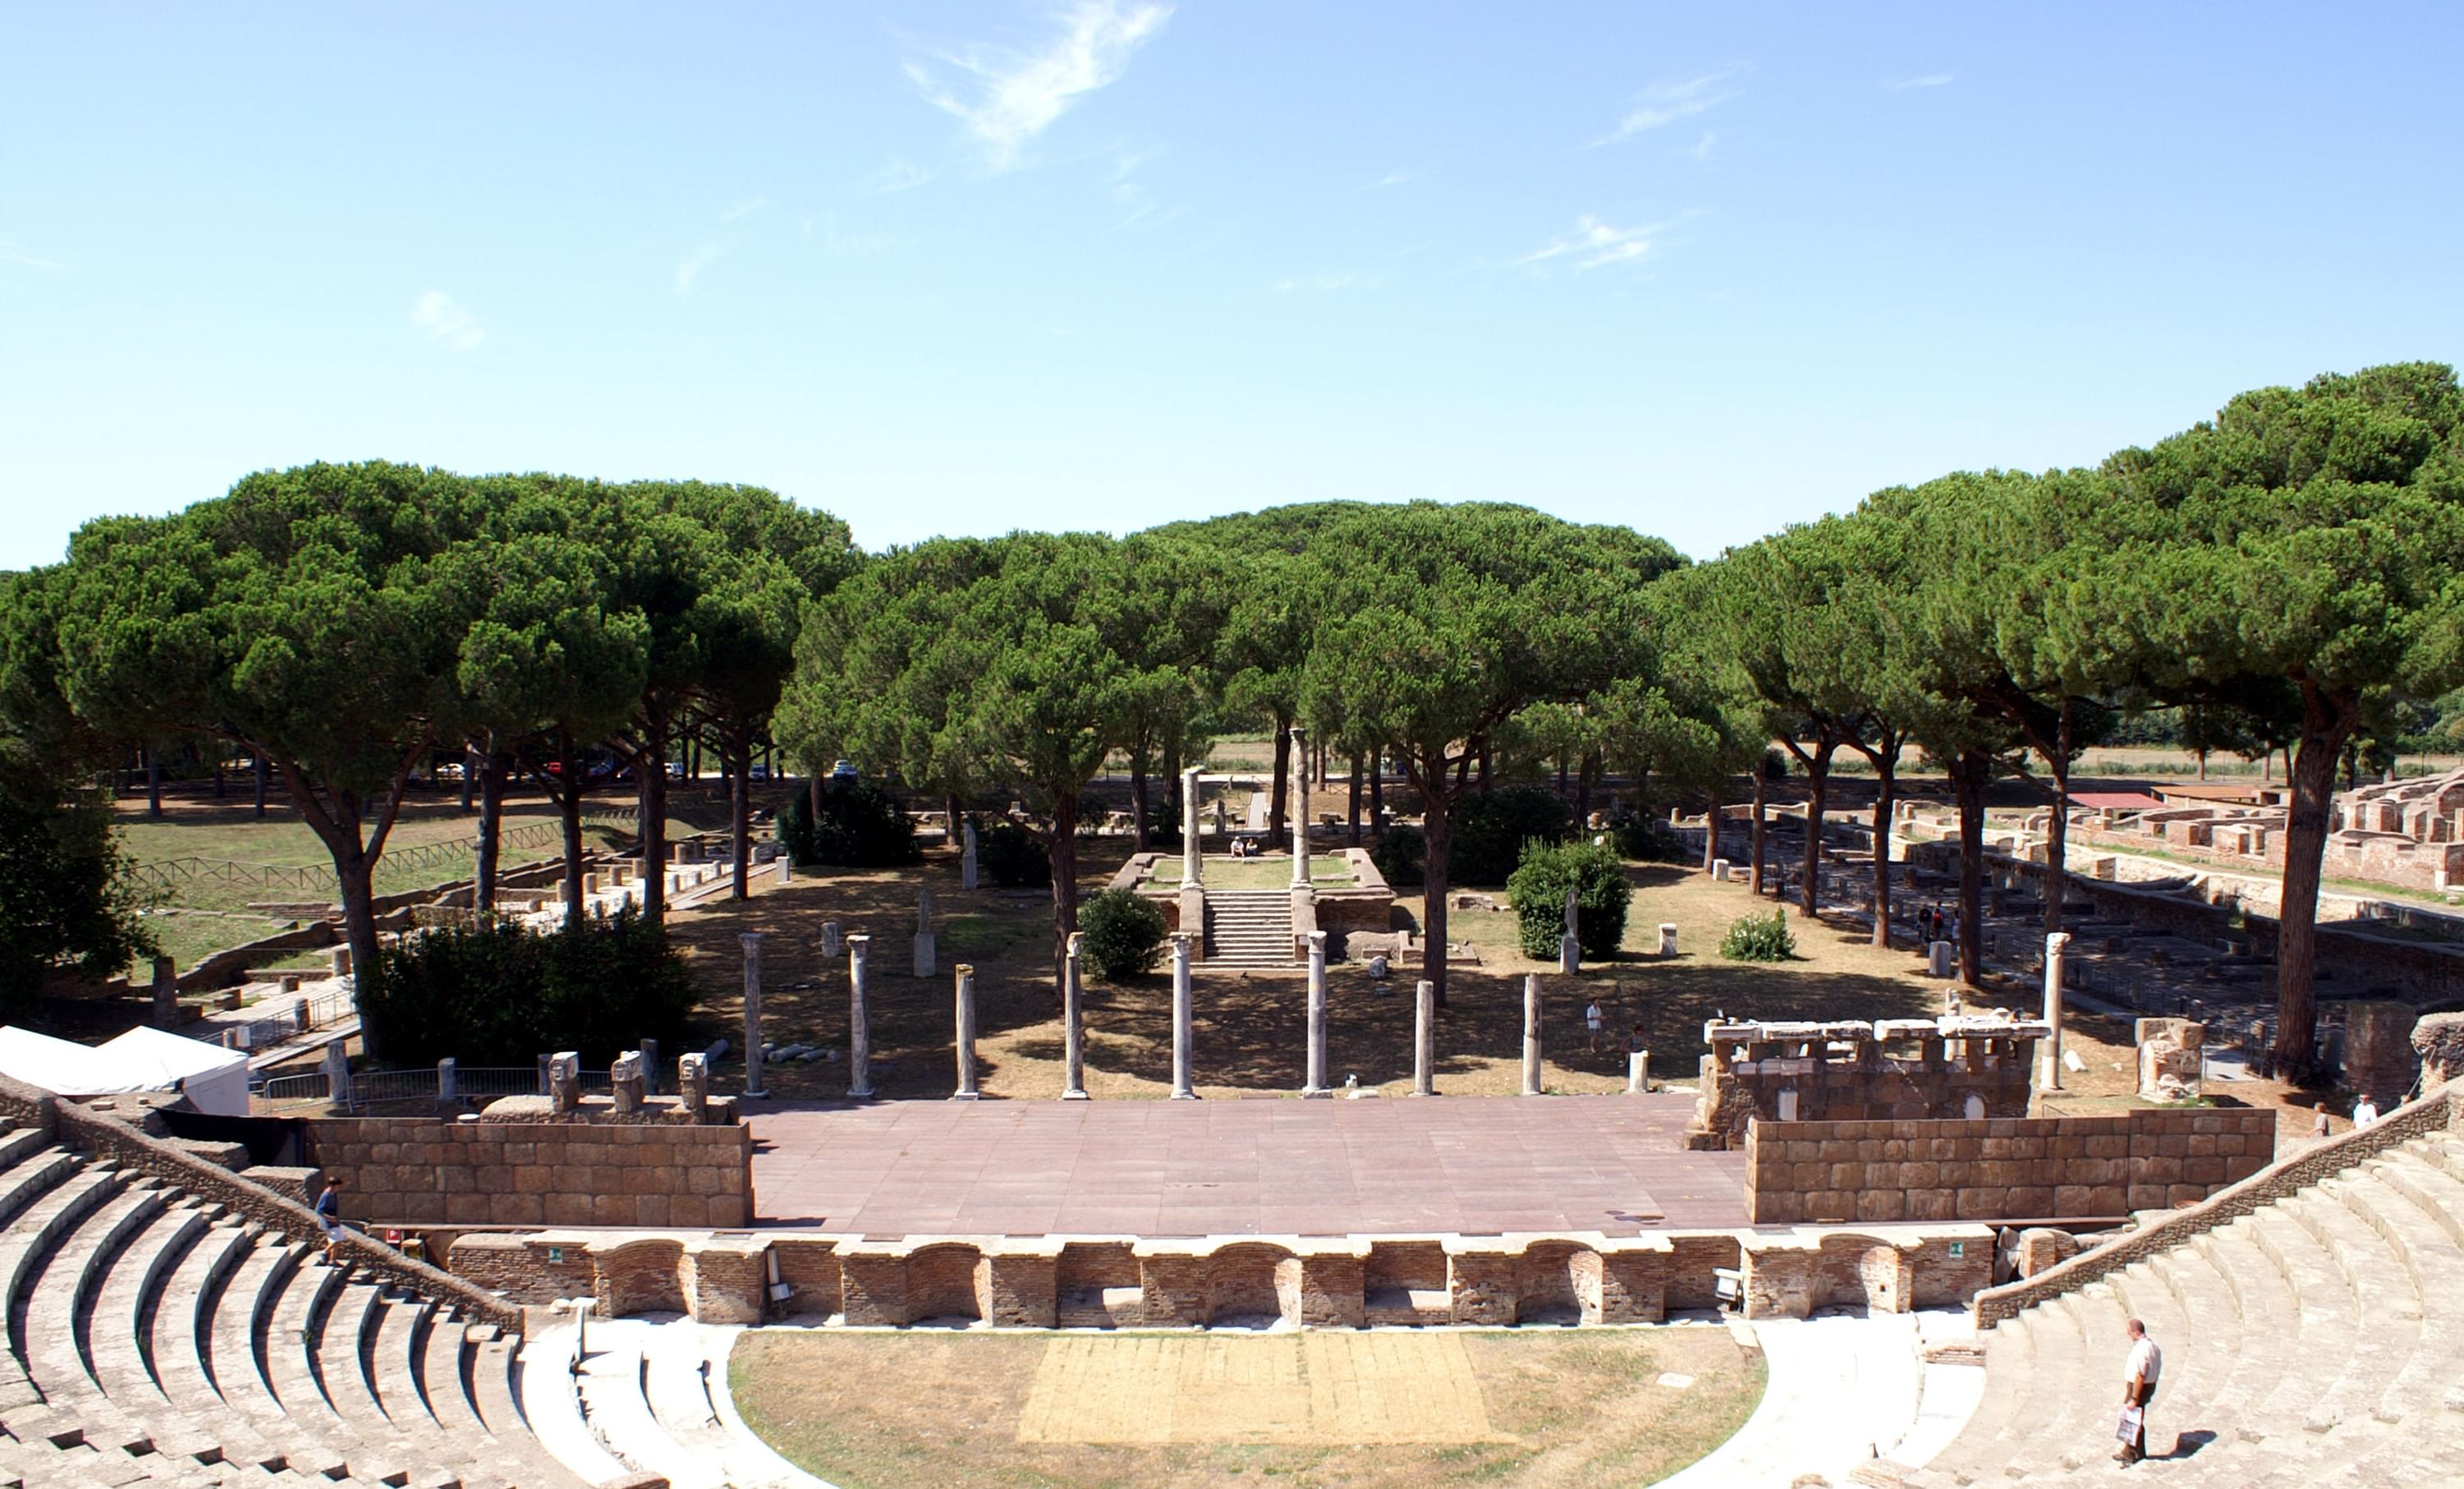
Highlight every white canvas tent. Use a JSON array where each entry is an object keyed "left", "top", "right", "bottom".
[{"left": 0, "top": 1023, "right": 251, "bottom": 1117}]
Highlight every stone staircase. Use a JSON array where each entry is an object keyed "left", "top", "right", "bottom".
[
  {"left": 1865, "top": 1130, "right": 2464, "bottom": 1487},
  {"left": 0, "top": 1128, "right": 640, "bottom": 1489},
  {"left": 1203, "top": 890, "right": 1299, "bottom": 968},
  {"left": 563, "top": 1317, "right": 823, "bottom": 1489}
]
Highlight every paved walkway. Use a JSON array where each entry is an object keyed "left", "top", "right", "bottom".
[{"left": 747, "top": 1094, "right": 1746, "bottom": 1236}]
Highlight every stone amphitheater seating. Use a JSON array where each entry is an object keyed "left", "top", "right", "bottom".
[{"left": 1868, "top": 1101, "right": 2464, "bottom": 1487}]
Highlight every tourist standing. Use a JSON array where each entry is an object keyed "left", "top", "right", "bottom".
[
  {"left": 2114, "top": 1317, "right": 2161, "bottom": 1464},
  {"left": 2353, "top": 1096, "right": 2380, "bottom": 1130},
  {"left": 316, "top": 1176, "right": 346, "bottom": 1263},
  {"left": 1585, "top": 998, "right": 1604, "bottom": 1055}
]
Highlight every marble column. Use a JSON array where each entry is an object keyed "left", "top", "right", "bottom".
[
  {"left": 1290, "top": 726, "right": 1312, "bottom": 884},
  {"left": 961, "top": 820, "right": 980, "bottom": 890},
  {"left": 1170, "top": 934, "right": 1196, "bottom": 1100},
  {"left": 2040, "top": 931, "right": 2070, "bottom": 1092},
  {"left": 952, "top": 963, "right": 980, "bottom": 1100},
  {"left": 1182, "top": 766, "right": 1204, "bottom": 886},
  {"left": 914, "top": 887, "right": 937, "bottom": 977},
  {"left": 1302, "top": 931, "right": 1330, "bottom": 1097},
  {"left": 847, "top": 934, "right": 874, "bottom": 1099},
  {"left": 1559, "top": 886, "right": 1580, "bottom": 974},
  {"left": 1062, "top": 932, "right": 1090, "bottom": 1100},
  {"left": 1411, "top": 979, "right": 1435, "bottom": 1096},
  {"left": 740, "top": 932, "right": 767, "bottom": 1099},
  {"left": 1521, "top": 973, "right": 1543, "bottom": 1096}
]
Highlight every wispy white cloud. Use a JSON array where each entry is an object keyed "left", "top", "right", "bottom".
[
  {"left": 674, "top": 241, "right": 723, "bottom": 294},
  {"left": 0, "top": 233, "right": 62, "bottom": 270},
  {"left": 1885, "top": 73, "right": 1954, "bottom": 91},
  {"left": 410, "top": 291, "right": 484, "bottom": 351},
  {"left": 905, "top": 1, "right": 1173, "bottom": 169},
  {"left": 1368, "top": 169, "right": 1420, "bottom": 191},
  {"left": 720, "top": 195, "right": 771, "bottom": 222},
  {"left": 1686, "top": 131, "right": 1717, "bottom": 162},
  {"left": 861, "top": 157, "right": 939, "bottom": 195},
  {"left": 1516, "top": 215, "right": 1662, "bottom": 272},
  {"left": 1600, "top": 67, "right": 1745, "bottom": 145}
]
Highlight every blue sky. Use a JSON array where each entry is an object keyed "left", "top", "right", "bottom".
[{"left": 3, "top": 3, "right": 2459, "bottom": 568}]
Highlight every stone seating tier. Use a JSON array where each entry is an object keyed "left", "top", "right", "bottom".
[
  {"left": 0, "top": 1127, "right": 661, "bottom": 1489},
  {"left": 1862, "top": 1129, "right": 2464, "bottom": 1487}
]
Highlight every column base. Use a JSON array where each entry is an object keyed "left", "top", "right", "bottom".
[
  {"left": 1300, "top": 1087, "right": 1331, "bottom": 1100},
  {"left": 847, "top": 1084, "right": 874, "bottom": 1100},
  {"left": 1170, "top": 1090, "right": 1200, "bottom": 1101},
  {"left": 950, "top": 1091, "right": 981, "bottom": 1101},
  {"left": 1061, "top": 1089, "right": 1091, "bottom": 1101},
  {"left": 741, "top": 1087, "right": 769, "bottom": 1100}
]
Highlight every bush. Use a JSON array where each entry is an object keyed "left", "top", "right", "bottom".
[
  {"left": 1613, "top": 812, "right": 1691, "bottom": 864},
  {"left": 1507, "top": 839, "right": 1632, "bottom": 960},
  {"left": 1451, "top": 785, "right": 1573, "bottom": 885},
  {"left": 1077, "top": 889, "right": 1168, "bottom": 980},
  {"left": 363, "top": 908, "right": 697, "bottom": 1067},
  {"left": 976, "top": 817, "right": 1052, "bottom": 888},
  {"left": 1719, "top": 910, "right": 1796, "bottom": 963},
  {"left": 776, "top": 780, "right": 920, "bottom": 869},
  {"left": 1371, "top": 825, "right": 1425, "bottom": 887}
]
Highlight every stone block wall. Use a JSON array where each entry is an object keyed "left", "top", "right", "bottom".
[
  {"left": 1686, "top": 1018, "right": 2046, "bottom": 1150},
  {"left": 1745, "top": 1109, "right": 2277, "bottom": 1225},
  {"left": 306, "top": 1115, "right": 753, "bottom": 1229},
  {"left": 441, "top": 1225, "right": 1990, "bottom": 1328}
]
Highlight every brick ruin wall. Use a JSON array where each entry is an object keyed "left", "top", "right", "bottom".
[
  {"left": 305, "top": 1114, "right": 752, "bottom": 1229},
  {"left": 1686, "top": 1018, "right": 2045, "bottom": 1151},
  {"left": 443, "top": 1225, "right": 1995, "bottom": 1328},
  {"left": 1745, "top": 1108, "right": 2278, "bottom": 1225}
]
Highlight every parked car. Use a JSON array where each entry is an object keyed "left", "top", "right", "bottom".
[{"left": 830, "top": 759, "right": 859, "bottom": 783}]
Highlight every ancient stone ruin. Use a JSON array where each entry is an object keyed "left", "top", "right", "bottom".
[
  {"left": 1683, "top": 1015, "right": 2048, "bottom": 1151},
  {"left": 2134, "top": 1016, "right": 2204, "bottom": 1102}
]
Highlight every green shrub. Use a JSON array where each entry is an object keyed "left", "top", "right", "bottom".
[
  {"left": 776, "top": 780, "right": 920, "bottom": 869},
  {"left": 1507, "top": 839, "right": 1631, "bottom": 959},
  {"left": 1719, "top": 910, "right": 1796, "bottom": 963},
  {"left": 1371, "top": 825, "right": 1425, "bottom": 886},
  {"left": 1451, "top": 785, "right": 1574, "bottom": 885},
  {"left": 976, "top": 817, "right": 1052, "bottom": 888},
  {"left": 1077, "top": 889, "right": 1168, "bottom": 980},
  {"left": 1613, "top": 812, "right": 1691, "bottom": 864},
  {"left": 363, "top": 908, "right": 697, "bottom": 1067}
]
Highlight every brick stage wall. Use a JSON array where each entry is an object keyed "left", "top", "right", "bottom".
[
  {"left": 305, "top": 1116, "right": 752, "bottom": 1229},
  {"left": 1746, "top": 1109, "right": 2277, "bottom": 1225}
]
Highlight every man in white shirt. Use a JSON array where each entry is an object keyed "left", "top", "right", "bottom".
[
  {"left": 2116, "top": 1317, "right": 2162, "bottom": 1464},
  {"left": 2353, "top": 1096, "right": 2380, "bottom": 1130}
]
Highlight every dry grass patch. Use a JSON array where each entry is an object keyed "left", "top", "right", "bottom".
[{"left": 730, "top": 1325, "right": 1761, "bottom": 1488}]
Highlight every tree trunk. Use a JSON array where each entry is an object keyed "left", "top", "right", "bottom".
[
  {"left": 1557, "top": 754, "right": 1570, "bottom": 796},
  {"left": 1575, "top": 748, "right": 1595, "bottom": 828},
  {"left": 1476, "top": 744, "right": 1492, "bottom": 794},
  {"left": 1131, "top": 758, "right": 1151, "bottom": 851},
  {"left": 461, "top": 747, "right": 476, "bottom": 814},
  {"left": 1048, "top": 791, "right": 1081, "bottom": 994},
  {"left": 475, "top": 751, "right": 507, "bottom": 921},
  {"left": 1750, "top": 770, "right": 1767, "bottom": 895},
  {"left": 1952, "top": 749, "right": 1988, "bottom": 990},
  {"left": 1869, "top": 764, "right": 1895, "bottom": 947},
  {"left": 2273, "top": 685, "right": 2358, "bottom": 1077},
  {"left": 334, "top": 848, "right": 383, "bottom": 1056},
  {"left": 556, "top": 736, "right": 588, "bottom": 932},
  {"left": 729, "top": 734, "right": 753, "bottom": 901},
  {"left": 213, "top": 754, "right": 226, "bottom": 798},
  {"left": 254, "top": 755, "right": 268, "bottom": 818},
  {"left": 1797, "top": 746, "right": 1835, "bottom": 919},
  {"left": 1269, "top": 716, "right": 1292, "bottom": 851},
  {"left": 145, "top": 748, "right": 163, "bottom": 818},
  {"left": 2196, "top": 749, "right": 2209, "bottom": 783},
  {"left": 1370, "top": 755, "right": 1384, "bottom": 829},
  {"left": 1347, "top": 754, "right": 1363, "bottom": 845},
  {"left": 1420, "top": 770, "right": 1454, "bottom": 1009},
  {"left": 638, "top": 727, "right": 668, "bottom": 921}
]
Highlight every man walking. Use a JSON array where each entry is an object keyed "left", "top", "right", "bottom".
[
  {"left": 2115, "top": 1317, "right": 2161, "bottom": 1464},
  {"left": 1585, "top": 998, "right": 1604, "bottom": 1055}
]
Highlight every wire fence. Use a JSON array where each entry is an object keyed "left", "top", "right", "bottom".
[{"left": 255, "top": 1061, "right": 617, "bottom": 1113}]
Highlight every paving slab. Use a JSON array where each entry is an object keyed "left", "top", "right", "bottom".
[{"left": 749, "top": 1093, "right": 1746, "bottom": 1236}]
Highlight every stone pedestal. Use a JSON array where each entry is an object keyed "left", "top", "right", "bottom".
[
  {"left": 1520, "top": 974, "right": 1543, "bottom": 1096},
  {"left": 1558, "top": 934, "right": 1579, "bottom": 975},
  {"left": 1062, "top": 933, "right": 1089, "bottom": 1100},
  {"left": 609, "top": 1051, "right": 645, "bottom": 1114},
  {"left": 329, "top": 944, "right": 353, "bottom": 979},
  {"left": 914, "top": 888, "right": 936, "bottom": 978},
  {"left": 678, "top": 1053, "right": 709, "bottom": 1114},
  {"left": 547, "top": 1050, "right": 579, "bottom": 1114},
  {"left": 740, "top": 933, "right": 768, "bottom": 1099},
  {"left": 961, "top": 820, "right": 980, "bottom": 890},
  {"left": 2135, "top": 1017, "right": 2205, "bottom": 1102},
  {"left": 1711, "top": 859, "right": 1730, "bottom": 881},
  {"left": 1303, "top": 931, "right": 1330, "bottom": 1097},
  {"left": 953, "top": 963, "right": 980, "bottom": 1100},
  {"left": 847, "top": 934, "right": 874, "bottom": 1099},
  {"left": 1627, "top": 1049, "right": 1649, "bottom": 1094},
  {"left": 2040, "top": 932, "right": 2070, "bottom": 1092},
  {"left": 1182, "top": 767, "right": 1204, "bottom": 887},
  {"left": 1657, "top": 923, "right": 1677, "bottom": 956},
  {"left": 639, "top": 1038, "right": 659, "bottom": 1096},
  {"left": 779, "top": 857, "right": 792, "bottom": 885},
  {"left": 437, "top": 1057, "right": 457, "bottom": 1102},
  {"left": 821, "top": 921, "right": 842, "bottom": 958},
  {"left": 1412, "top": 980, "right": 1436, "bottom": 1096},
  {"left": 150, "top": 955, "right": 178, "bottom": 1028},
  {"left": 1928, "top": 940, "right": 1953, "bottom": 979},
  {"left": 1170, "top": 935, "right": 1196, "bottom": 1100}
]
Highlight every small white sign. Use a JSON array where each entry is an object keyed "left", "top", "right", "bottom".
[{"left": 1656, "top": 1372, "right": 1695, "bottom": 1390}]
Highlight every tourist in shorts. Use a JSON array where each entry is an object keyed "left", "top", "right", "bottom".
[
  {"left": 1585, "top": 999, "right": 1604, "bottom": 1055},
  {"left": 315, "top": 1175, "right": 345, "bottom": 1262},
  {"left": 2114, "top": 1317, "right": 2161, "bottom": 1464}
]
